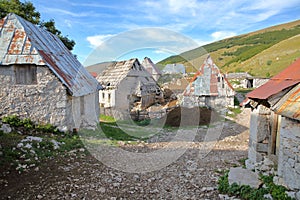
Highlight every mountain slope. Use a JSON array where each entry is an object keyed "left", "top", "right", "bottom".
[{"left": 158, "top": 19, "right": 300, "bottom": 77}]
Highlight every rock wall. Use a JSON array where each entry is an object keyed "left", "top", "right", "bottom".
[
  {"left": 0, "top": 65, "right": 100, "bottom": 131},
  {"left": 181, "top": 95, "right": 234, "bottom": 109},
  {"left": 246, "top": 105, "right": 272, "bottom": 169},
  {"left": 277, "top": 117, "right": 300, "bottom": 190},
  {"left": 0, "top": 65, "right": 71, "bottom": 130}
]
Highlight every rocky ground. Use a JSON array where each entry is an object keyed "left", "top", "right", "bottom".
[{"left": 0, "top": 108, "right": 251, "bottom": 200}]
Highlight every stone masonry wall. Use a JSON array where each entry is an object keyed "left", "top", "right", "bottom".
[
  {"left": 277, "top": 117, "right": 300, "bottom": 190},
  {"left": 246, "top": 105, "right": 272, "bottom": 169},
  {"left": 0, "top": 65, "right": 71, "bottom": 130}
]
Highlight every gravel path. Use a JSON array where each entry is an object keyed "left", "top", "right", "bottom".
[{"left": 0, "top": 109, "right": 251, "bottom": 200}]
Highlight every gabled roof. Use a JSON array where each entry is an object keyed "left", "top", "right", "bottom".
[
  {"left": 247, "top": 58, "right": 300, "bottom": 100},
  {"left": 0, "top": 13, "right": 99, "bottom": 96},
  {"left": 184, "top": 55, "right": 234, "bottom": 96},
  {"left": 246, "top": 58, "right": 300, "bottom": 120},
  {"left": 272, "top": 83, "right": 300, "bottom": 120},
  {"left": 96, "top": 58, "right": 156, "bottom": 88},
  {"left": 142, "top": 57, "right": 161, "bottom": 76}
]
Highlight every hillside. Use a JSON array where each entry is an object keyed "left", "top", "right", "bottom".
[
  {"left": 85, "top": 61, "right": 115, "bottom": 74},
  {"left": 158, "top": 20, "right": 300, "bottom": 77}
]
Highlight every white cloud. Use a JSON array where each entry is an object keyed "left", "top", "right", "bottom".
[
  {"left": 136, "top": 0, "right": 300, "bottom": 33},
  {"left": 84, "top": 28, "right": 199, "bottom": 66},
  {"left": 64, "top": 20, "right": 72, "bottom": 28},
  {"left": 86, "top": 34, "right": 115, "bottom": 48},
  {"left": 211, "top": 31, "right": 237, "bottom": 41},
  {"left": 154, "top": 49, "right": 170, "bottom": 54}
]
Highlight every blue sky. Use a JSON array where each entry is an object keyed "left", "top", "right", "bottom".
[{"left": 27, "top": 0, "right": 300, "bottom": 65}]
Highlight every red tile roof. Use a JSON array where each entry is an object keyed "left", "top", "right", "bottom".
[{"left": 247, "top": 58, "right": 300, "bottom": 100}]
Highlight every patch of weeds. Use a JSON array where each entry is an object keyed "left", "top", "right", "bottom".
[
  {"left": 36, "top": 123, "right": 60, "bottom": 134},
  {"left": 261, "top": 175, "right": 293, "bottom": 200},
  {"left": 2, "top": 115, "right": 61, "bottom": 134},
  {"left": 0, "top": 116, "right": 85, "bottom": 172},
  {"left": 59, "top": 134, "right": 84, "bottom": 152},
  {"left": 227, "top": 107, "right": 242, "bottom": 118},
  {"left": 100, "top": 115, "right": 116, "bottom": 123},
  {"left": 100, "top": 122, "right": 140, "bottom": 141},
  {"left": 238, "top": 157, "right": 247, "bottom": 168},
  {"left": 218, "top": 172, "right": 294, "bottom": 200},
  {"left": 235, "top": 88, "right": 254, "bottom": 95},
  {"left": 134, "top": 119, "right": 151, "bottom": 126}
]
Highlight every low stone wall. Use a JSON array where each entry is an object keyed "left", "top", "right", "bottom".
[
  {"left": 181, "top": 95, "right": 234, "bottom": 108},
  {"left": 277, "top": 117, "right": 300, "bottom": 190}
]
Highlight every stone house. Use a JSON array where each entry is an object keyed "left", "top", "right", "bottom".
[
  {"left": 245, "top": 58, "right": 300, "bottom": 192},
  {"left": 182, "top": 55, "right": 235, "bottom": 108},
  {"left": 96, "top": 58, "right": 162, "bottom": 120},
  {"left": 162, "top": 63, "right": 186, "bottom": 74},
  {"left": 244, "top": 77, "right": 269, "bottom": 88},
  {"left": 0, "top": 13, "right": 100, "bottom": 131},
  {"left": 226, "top": 72, "right": 269, "bottom": 89},
  {"left": 141, "top": 57, "right": 162, "bottom": 81}
]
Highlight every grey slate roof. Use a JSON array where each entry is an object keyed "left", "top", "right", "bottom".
[{"left": 0, "top": 13, "right": 99, "bottom": 96}]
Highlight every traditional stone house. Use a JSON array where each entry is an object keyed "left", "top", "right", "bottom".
[
  {"left": 163, "top": 63, "right": 186, "bottom": 74},
  {"left": 0, "top": 13, "right": 100, "bottom": 131},
  {"left": 245, "top": 58, "right": 300, "bottom": 192},
  {"left": 182, "top": 55, "right": 235, "bottom": 108},
  {"left": 244, "top": 77, "right": 269, "bottom": 88},
  {"left": 141, "top": 57, "right": 162, "bottom": 81},
  {"left": 225, "top": 72, "right": 269, "bottom": 89},
  {"left": 96, "top": 58, "right": 162, "bottom": 120}
]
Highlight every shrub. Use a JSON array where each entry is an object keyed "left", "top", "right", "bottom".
[{"left": 218, "top": 172, "right": 294, "bottom": 200}]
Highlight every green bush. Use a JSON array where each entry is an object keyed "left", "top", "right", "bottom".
[
  {"left": 1, "top": 115, "right": 61, "bottom": 134},
  {"left": 218, "top": 172, "right": 294, "bottom": 200}
]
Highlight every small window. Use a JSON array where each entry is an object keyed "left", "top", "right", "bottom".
[
  {"left": 108, "top": 93, "right": 111, "bottom": 102},
  {"left": 102, "top": 92, "right": 105, "bottom": 99},
  {"left": 80, "top": 96, "right": 85, "bottom": 115},
  {"left": 15, "top": 65, "right": 37, "bottom": 85}
]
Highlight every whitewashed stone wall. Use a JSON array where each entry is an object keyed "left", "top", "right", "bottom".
[
  {"left": 0, "top": 65, "right": 99, "bottom": 131},
  {"left": 277, "top": 117, "right": 300, "bottom": 190}
]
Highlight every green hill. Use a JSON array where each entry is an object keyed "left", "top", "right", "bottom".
[{"left": 158, "top": 20, "right": 300, "bottom": 77}]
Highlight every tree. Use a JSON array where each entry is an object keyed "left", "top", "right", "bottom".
[{"left": 0, "top": 0, "right": 75, "bottom": 50}]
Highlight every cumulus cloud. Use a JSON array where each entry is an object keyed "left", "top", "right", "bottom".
[
  {"left": 211, "top": 31, "right": 237, "bottom": 41},
  {"left": 86, "top": 34, "right": 115, "bottom": 48}
]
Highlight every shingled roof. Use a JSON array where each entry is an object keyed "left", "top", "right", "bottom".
[
  {"left": 96, "top": 58, "right": 157, "bottom": 89},
  {"left": 142, "top": 57, "right": 161, "bottom": 76},
  {"left": 0, "top": 13, "right": 99, "bottom": 96}
]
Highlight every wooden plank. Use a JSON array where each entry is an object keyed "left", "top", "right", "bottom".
[{"left": 268, "top": 112, "right": 278, "bottom": 155}]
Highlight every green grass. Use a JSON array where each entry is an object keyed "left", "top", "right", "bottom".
[
  {"left": 0, "top": 116, "right": 84, "bottom": 172},
  {"left": 218, "top": 171, "right": 294, "bottom": 200},
  {"left": 100, "top": 114, "right": 116, "bottom": 123},
  {"left": 227, "top": 107, "right": 242, "bottom": 118}
]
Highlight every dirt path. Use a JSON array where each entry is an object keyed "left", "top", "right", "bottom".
[{"left": 0, "top": 109, "right": 251, "bottom": 200}]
